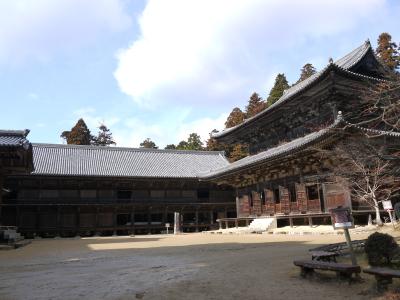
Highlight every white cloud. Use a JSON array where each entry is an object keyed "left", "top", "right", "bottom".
[
  {"left": 0, "top": 0, "right": 132, "bottom": 65},
  {"left": 112, "top": 112, "right": 227, "bottom": 148},
  {"left": 114, "top": 0, "right": 384, "bottom": 108}
]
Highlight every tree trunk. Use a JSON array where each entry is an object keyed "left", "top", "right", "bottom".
[{"left": 373, "top": 196, "right": 383, "bottom": 225}]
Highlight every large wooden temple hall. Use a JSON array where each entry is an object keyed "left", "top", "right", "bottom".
[
  {"left": 1, "top": 40, "right": 399, "bottom": 237},
  {"left": 201, "top": 40, "right": 400, "bottom": 227}
]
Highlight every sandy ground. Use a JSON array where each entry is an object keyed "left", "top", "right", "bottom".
[{"left": 0, "top": 231, "right": 399, "bottom": 300}]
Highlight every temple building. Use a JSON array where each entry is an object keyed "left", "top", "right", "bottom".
[
  {"left": 200, "top": 40, "right": 400, "bottom": 227},
  {"left": 1, "top": 40, "right": 399, "bottom": 236},
  {"left": 1, "top": 142, "right": 235, "bottom": 237}
]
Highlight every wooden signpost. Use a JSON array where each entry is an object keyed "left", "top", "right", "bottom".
[{"left": 330, "top": 207, "right": 357, "bottom": 266}]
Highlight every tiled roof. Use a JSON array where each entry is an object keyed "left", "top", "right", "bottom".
[
  {"left": 201, "top": 115, "right": 400, "bottom": 180},
  {"left": 0, "top": 129, "right": 31, "bottom": 148},
  {"left": 31, "top": 144, "right": 229, "bottom": 179},
  {"left": 211, "top": 40, "right": 383, "bottom": 139}
]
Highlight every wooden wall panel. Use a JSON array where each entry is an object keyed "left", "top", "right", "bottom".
[
  {"left": 279, "top": 186, "right": 290, "bottom": 214},
  {"left": 80, "top": 213, "right": 95, "bottom": 228},
  {"left": 238, "top": 195, "right": 250, "bottom": 217},
  {"left": 295, "top": 183, "right": 307, "bottom": 212},
  {"left": 251, "top": 191, "right": 262, "bottom": 216},
  {"left": 323, "top": 183, "right": 350, "bottom": 211},
  {"left": 264, "top": 189, "right": 275, "bottom": 215}
]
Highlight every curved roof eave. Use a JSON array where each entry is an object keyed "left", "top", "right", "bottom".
[{"left": 212, "top": 41, "right": 384, "bottom": 140}]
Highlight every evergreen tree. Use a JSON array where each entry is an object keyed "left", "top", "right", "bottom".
[
  {"left": 176, "top": 140, "right": 189, "bottom": 150},
  {"left": 60, "top": 118, "right": 93, "bottom": 145},
  {"left": 229, "top": 144, "right": 248, "bottom": 162},
  {"left": 245, "top": 92, "right": 266, "bottom": 118},
  {"left": 164, "top": 144, "right": 176, "bottom": 150},
  {"left": 266, "top": 73, "right": 289, "bottom": 106},
  {"left": 296, "top": 63, "right": 317, "bottom": 83},
  {"left": 206, "top": 130, "right": 225, "bottom": 151},
  {"left": 376, "top": 33, "right": 400, "bottom": 72},
  {"left": 175, "top": 133, "right": 204, "bottom": 150},
  {"left": 140, "top": 138, "right": 158, "bottom": 149},
  {"left": 225, "top": 107, "right": 245, "bottom": 128},
  {"left": 186, "top": 133, "right": 204, "bottom": 150},
  {"left": 92, "top": 124, "right": 116, "bottom": 146}
]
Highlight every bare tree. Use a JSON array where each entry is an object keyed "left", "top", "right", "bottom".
[
  {"left": 319, "top": 138, "right": 396, "bottom": 225},
  {"left": 357, "top": 80, "right": 400, "bottom": 136}
]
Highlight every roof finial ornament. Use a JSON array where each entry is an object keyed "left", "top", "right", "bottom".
[
  {"left": 365, "top": 38, "right": 371, "bottom": 45},
  {"left": 328, "top": 57, "right": 333, "bottom": 64}
]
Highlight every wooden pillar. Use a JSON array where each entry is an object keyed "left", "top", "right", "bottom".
[
  {"left": 35, "top": 206, "right": 41, "bottom": 238},
  {"left": 235, "top": 188, "right": 240, "bottom": 218},
  {"left": 16, "top": 205, "right": 20, "bottom": 228},
  {"left": 308, "top": 217, "right": 313, "bottom": 227},
  {"left": 195, "top": 208, "right": 199, "bottom": 232},
  {"left": 0, "top": 173, "right": 3, "bottom": 225},
  {"left": 235, "top": 219, "right": 238, "bottom": 229},
  {"left": 289, "top": 217, "right": 294, "bottom": 228},
  {"left": 76, "top": 206, "right": 81, "bottom": 237},
  {"left": 113, "top": 207, "right": 117, "bottom": 236},
  {"left": 56, "top": 205, "right": 61, "bottom": 237},
  {"left": 245, "top": 219, "right": 249, "bottom": 226},
  {"left": 210, "top": 210, "right": 214, "bottom": 224},
  {"left": 219, "top": 220, "right": 222, "bottom": 230},
  {"left": 130, "top": 206, "right": 135, "bottom": 235},
  {"left": 94, "top": 207, "right": 99, "bottom": 236},
  {"left": 225, "top": 220, "right": 229, "bottom": 229},
  {"left": 147, "top": 207, "right": 151, "bottom": 234}
]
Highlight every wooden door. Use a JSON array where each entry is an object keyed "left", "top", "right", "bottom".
[
  {"left": 251, "top": 191, "right": 262, "bottom": 216},
  {"left": 279, "top": 186, "right": 290, "bottom": 214},
  {"left": 238, "top": 195, "right": 250, "bottom": 217},
  {"left": 264, "top": 189, "right": 275, "bottom": 215},
  {"left": 323, "top": 183, "right": 351, "bottom": 212},
  {"left": 296, "top": 183, "right": 307, "bottom": 212}
]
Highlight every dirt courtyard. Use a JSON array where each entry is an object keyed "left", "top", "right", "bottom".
[{"left": 0, "top": 232, "right": 398, "bottom": 300}]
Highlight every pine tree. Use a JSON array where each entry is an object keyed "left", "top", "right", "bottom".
[
  {"left": 140, "top": 138, "right": 158, "bottom": 149},
  {"left": 225, "top": 107, "right": 245, "bottom": 128},
  {"left": 92, "top": 124, "right": 116, "bottom": 146},
  {"left": 296, "top": 63, "right": 316, "bottom": 83},
  {"left": 266, "top": 73, "right": 289, "bottom": 106},
  {"left": 164, "top": 144, "right": 176, "bottom": 150},
  {"left": 245, "top": 92, "right": 266, "bottom": 118},
  {"left": 60, "top": 118, "right": 93, "bottom": 145},
  {"left": 376, "top": 32, "right": 400, "bottom": 72}
]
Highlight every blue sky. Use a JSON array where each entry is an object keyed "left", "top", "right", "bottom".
[{"left": 0, "top": 0, "right": 399, "bottom": 148}]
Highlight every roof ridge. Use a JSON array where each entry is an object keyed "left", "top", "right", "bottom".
[
  {"left": 0, "top": 129, "right": 30, "bottom": 137},
  {"left": 32, "top": 143, "right": 225, "bottom": 155}
]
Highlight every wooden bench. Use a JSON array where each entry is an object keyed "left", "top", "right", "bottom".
[
  {"left": 310, "top": 250, "right": 339, "bottom": 262},
  {"left": 294, "top": 260, "right": 361, "bottom": 283},
  {"left": 363, "top": 267, "right": 400, "bottom": 292}
]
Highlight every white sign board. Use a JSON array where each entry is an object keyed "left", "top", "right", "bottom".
[
  {"left": 165, "top": 223, "right": 170, "bottom": 228},
  {"left": 383, "top": 200, "right": 393, "bottom": 210}
]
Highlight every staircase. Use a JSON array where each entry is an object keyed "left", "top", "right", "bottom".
[{"left": 248, "top": 217, "right": 277, "bottom": 233}]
